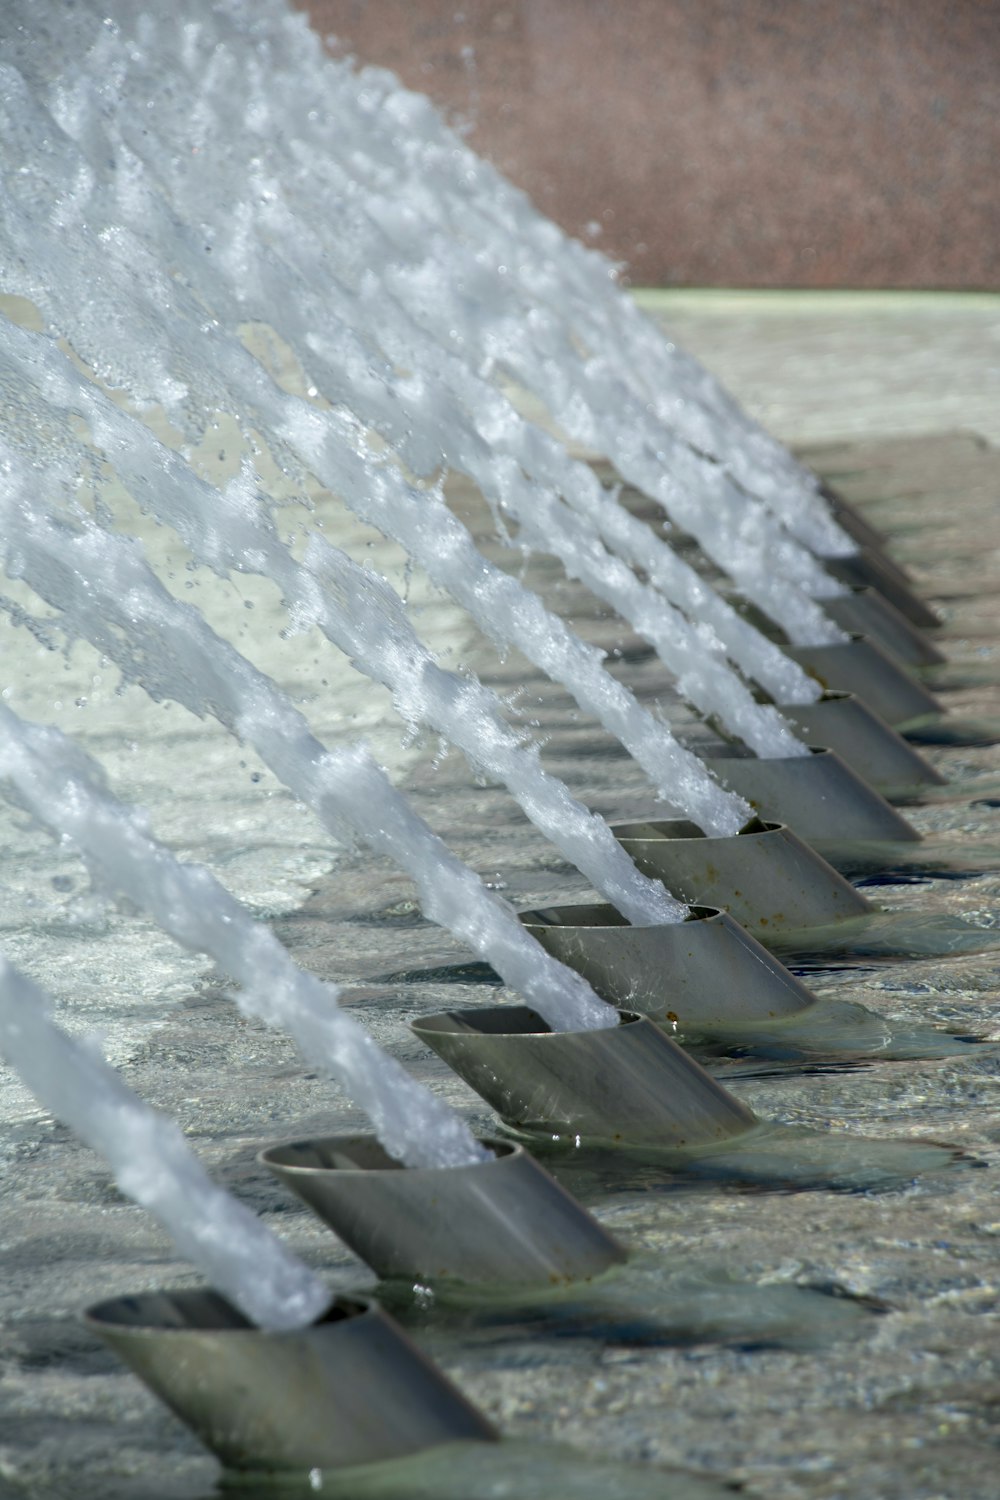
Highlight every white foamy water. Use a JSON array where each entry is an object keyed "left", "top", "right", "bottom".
[
  {"left": 0, "top": 323, "right": 683, "bottom": 927},
  {"left": 0, "top": 0, "right": 856, "bottom": 1067},
  {"left": 0, "top": 448, "right": 616, "bottom": 1034},
  {"left": 0, "top": 953, "right": 332, "bottom": 1330},
  {"left": 377, "top": 243, "right": 852, "bottom": 645},
  {"left": 286, "top": 42, "right": 851, "bottom": 558},
  {"left": 0, "top": 76, "right": 753, "bottom": 832},
  {"left": 80, "top": 14, "right": 821, "bottom": 729},
  {"left": 280, "top": 22, "right": 855, "bottom": 561},
  {"left": 22, "top": 0, "right": 828, "bottom": 717},
  {"left": 0, "top": 702, "right": 491, "bottom": 1168},
  {"left": 0, "top": 0, "right": 928, "bottom": 1437},
  {"left": 129, "top": 0, "right": 851, "bottom": 639}
]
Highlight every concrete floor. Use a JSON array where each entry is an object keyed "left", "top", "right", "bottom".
[{"left": 638, "top": 290, "right": 1000, "bottom": 450}]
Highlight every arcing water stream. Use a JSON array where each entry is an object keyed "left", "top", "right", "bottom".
[
  {"left": 177, "top": 0, "right": 851, "bottom": 637},
  {"left": 281, "top": 36, "right": 853, "bottom": 561},
  {"left": 0, "top": 0, "right": 830, "bottom": 1352},
  {"left": 1, "top": 1, "right": 998, "bottom": 1495},
  {"left": 0, "top": 143, "right": 759, "bottom": 828},
  {"left": 0, "top": 324, "right": 682, "bottom": 928},
  {"left": 0, "top": 444, "right": 616, "bottom": 1035},
  {"left": 0, "top": 0, "right": 835, "bottom": 735},
  {"left": 0, "top": 952, "right": 332, "bottom": 1330},
  {"left": 0, "top": 701, "right": 490, "bottom": 1173}
]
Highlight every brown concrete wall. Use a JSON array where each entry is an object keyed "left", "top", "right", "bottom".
[{"left": 300, "top": 0, "right": 1000, "bottom": 289}]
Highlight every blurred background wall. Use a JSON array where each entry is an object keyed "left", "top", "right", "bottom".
[{"left": 300, "top": 0, "right": 1000, "bottom": 289}]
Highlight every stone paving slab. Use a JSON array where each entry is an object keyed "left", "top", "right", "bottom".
[{"left": 638, "top": 291, "right": 1000, "bottom": 452}]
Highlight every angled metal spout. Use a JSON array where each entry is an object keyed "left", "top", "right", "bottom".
[
  {"left": 725, "top": 588, "right": 944, "bottom": 674},
  {"left": 517, "top": 903, "right": 927, "bottom": 1061},
  {"left": 518, "top": 901, "right": 816, "bottom": 1028},
  {"left": 817, "top": 485, "right": 896, "bottom": 558},
  {"left": 610, "top": 817, "right": 871, "bottom": 937},
  {"left": 411, "top": 1007, "right": 757, "bottom": 1150},
  {"left": 825, "top": 548, "right": 941, "bottom": 628},
  {"left": 784, "top": 635, "right": 944, "bottom": 728},
  {"left": 261, "top": 1135, "right": 626, "bottom": 1287},
  {"left": 84, "top": 1289, "right": 497, "bottom": 1474},
  {"left": 822, "top": 587, "right": 947, "bottom": 669},
  {"left": 710, "top": 747, "right": 921, "bottom": 849},
  {"left": 776, "top": 692, "right": 946, "bottom": 797}
]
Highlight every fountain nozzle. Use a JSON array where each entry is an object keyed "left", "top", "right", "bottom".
[
  {"left": 85, "top": 1288, "right": 497, "bottom": 1475},
  {"left": 519, "top": 901, "right": 816, "bottom": 1029},
  {"left": 611, "top": 816, "right": 871, "bottom": 940},
  {"left": 262, "top": 1135, "right": 626, "bottom": 1288},
  {"left": 411, "top": 1008, "right": 756, "bottom": 1150}
]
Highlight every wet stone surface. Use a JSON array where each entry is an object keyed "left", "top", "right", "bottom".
[{"left": 0, "top": 379, "right": 998, "bottom": 1488}]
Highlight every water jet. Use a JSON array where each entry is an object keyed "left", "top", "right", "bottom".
[
  {"left": 0, "top": 955, "right": 498, "bottom": 1475},
  {"left": 0, "top": 1, "right": 994, "bottom": 1492}
]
